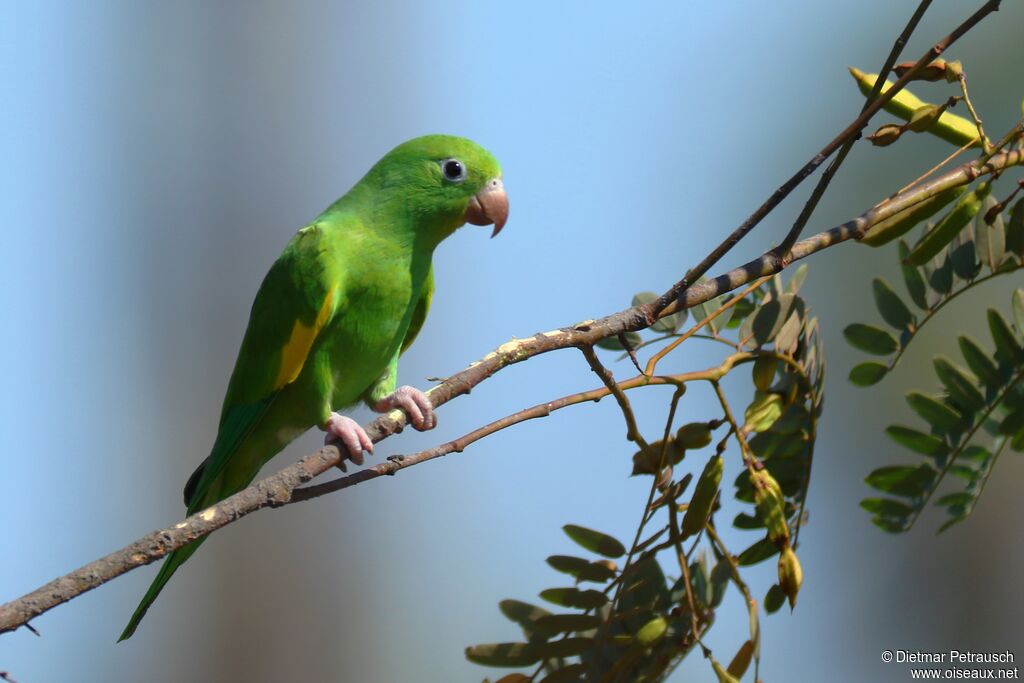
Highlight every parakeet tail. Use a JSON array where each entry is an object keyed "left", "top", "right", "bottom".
[{"left": 117, "top": 537, "right": 205, "bottom": 641}]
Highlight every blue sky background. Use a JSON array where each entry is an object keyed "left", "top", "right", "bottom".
[{"left": 2, "top": 2, "right": 1023, "bottom": 681}]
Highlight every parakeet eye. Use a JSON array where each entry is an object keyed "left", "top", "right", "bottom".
[{"left": 440, "top": 158, "right": 466, "bottom": 183}]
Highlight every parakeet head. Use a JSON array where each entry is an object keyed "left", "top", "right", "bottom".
[{"left": 360, "top": 134, "right": 508, "bottom": 242}]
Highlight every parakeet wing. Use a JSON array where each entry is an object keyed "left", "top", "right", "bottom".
[{"left": 183, "top": 223, "right": 336, "bottom": 509}]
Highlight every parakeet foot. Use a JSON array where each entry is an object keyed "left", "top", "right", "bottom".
[
  {"left": 373, "top": 385, "right": 435, "bottom": 431},
  {"left": 323, "top": 413, "right": 373, "bottom": 465}
]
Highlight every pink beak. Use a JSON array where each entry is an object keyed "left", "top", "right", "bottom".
[{"left": 464, "top": 177, "right": 509, "bottom": 237}]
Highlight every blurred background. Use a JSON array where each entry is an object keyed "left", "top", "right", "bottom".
[{"left": 2, "top": 1, "right": 1023, "bottom": 681}]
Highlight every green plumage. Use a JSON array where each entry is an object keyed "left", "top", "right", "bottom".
[{"left": 120, "top": 135, "right": 503, "bottom": 640}]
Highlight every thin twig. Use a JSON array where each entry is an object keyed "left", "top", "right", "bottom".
[
  {"left": 958, "top": 73, "right": 992, "bottom": 153},
  {"left": 774, "top": 0, "right": 936, "bottom": 255},
  {"left": 652, "top": 0, "right": 1002, "bottom": 317},
  {"left": 581, "top": 345, "right": 648, "bottom": 448}
]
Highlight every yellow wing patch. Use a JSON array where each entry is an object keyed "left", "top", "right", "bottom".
[{"left": 273, "top": 288, "right": 336, "bottom": 389}]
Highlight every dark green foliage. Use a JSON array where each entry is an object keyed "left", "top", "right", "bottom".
[
  {"left": 857, "top": 288, "right": 1024, "bottom": 532},
  {"left": 563, "top": 525, "right": 627, "bottom": 559},
  {"left": 847, "top": 190, "right": 1023, "bottom": 532},
  {"left": 471, "top": 271, "right": 823, "bottom": 681}
]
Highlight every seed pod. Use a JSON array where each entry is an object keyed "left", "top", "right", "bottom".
[
  {"left": 907, "top": 182, "right": 992, "bottom": 266},
  {"left": 861, "top": 185, "right": 967, "bottom": 247},
  {"left": 893, "top": 59, "right": 948, "bottom": 82},
  {"left": 867, "top": 123, "right": 904, "bottom": 147},
  {"left": 944, "top": 60, "right": 963, "bottom": 83},
  {"left": 751, "top": 469, "right": 789, "bottom": 545},
  {"left": 681, "top": 455, "right": 723, "bottom": 538},
  {"left": 676, "top": 422, "right": 714, "bottom": 449},
  {"left": 711, "top": 658, "right": 741, "bottom": 683},
  {"left": 752, "top": 355, "right": 776, "bottom": 391},
  {"left": 778, "top": 547, "right": 803, "bottom": 609},
  {"left": 849, "top": 68, "right": 980, "bottom": 148},
  {"left": 636, "top": 616, "right": 668, "bottom": 646}
]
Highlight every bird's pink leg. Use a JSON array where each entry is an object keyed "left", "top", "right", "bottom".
[
  {"left": 372, "top": 385, "right": 436, "bottom": 431},
  {"left": 323, "top": 413, "right": 373, "bottom": 466}
]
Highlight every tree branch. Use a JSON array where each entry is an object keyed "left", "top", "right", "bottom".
[{"left": 2, "top": 147, "right": 1019, "bottom": 635}]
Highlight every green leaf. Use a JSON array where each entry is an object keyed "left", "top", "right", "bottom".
[
  {"left": 865, "top": 464, "right": 936, "bottom": 498},
  {"left": 899, "top": 241, "right": 928, "bottom": 309},
  {"left": 764, "top": 584, "right": 786, "bottom": 614},
  {"left": 873, "top": 278, "right": 914, "bottom": 329},
  {"left": 998, "top": 408, "right": 1024, "bottom": 436},
  {"left": 631, "top": 291, "right": 658, "bottom": 307},
  {"left": 737, "top": 536, "right": 778, "bottom": 566},
  {"left": 631, "top": 438, "right": 685, "bottom": 476},
  {"left": 745, "top": 392, "right": 784, "bottom": 432},
  {"left": 727, "top": 297, "right": 756, "bottom": 329},
  {"left": 596, "top": 331, "right": 642, "bottom": 351},
  {"left": 849, "top": 361, "right": 889, "bottom": 386},
  {"left": 906, "top": 392, "right": 964, "bottom": 433},
  {"left": 1012, "top": 289, "right": 1024, "bottom": 333},
  {"left": 885, "top": 425, "right": 950, "bottom": 459},
  {"left": 532, "top": 613, "right": 602, "bottom": 636},
  {"left": 860, "top": 497, "right": 914, "bottom": 518},
  {"left": 958, "top": 336, "right": 1001, "bottom": 390},
  {"left": 949, "top": 225, "right": 979, "bottom": 281},
  {"left": 617, "top": 556, "right": 670, "bottom": 613},
  {"left": 652, "top": 313, "right": 680, "bottom": 333},
  {"left": 927, "top": 254, "right": 954, "bottom": 295},
  {"left": 844, "top": 323, "right": 899, "bottom": 355},
  {"left": 538, "top": 664, "right": 588, "bottom": 683},
  {"left": 774, "top": 309, "right": 803, "bottom": 354},
  {"left": 499, "top": 600, "right": 551, "bottom": 631},
  {"left": 562, "top": 525, "right": 626, "bottom": 558},
  {"left": 691, "top": 282, "right": 726, "bottom": 334},
  {"left": 733, "top": 512, "right": 765, "bottom": 529},
  {"left": 465, "top": 642, "right": 539, "bottom": 668},
  {"left": 750, "top": 294, "right": 795, "bottom": 347},
  {"left": 787, "top": 263, "right": 809, "bottom": 293},
  {"left": 748, "top": 428, "right": 808, "bottom": 459},
  {"left": 936, "top": 491, "right": 974, "bottom": 507},
  {"left": 988, "top": 308, "right": 1023, "bottom": 367},
  {"left": 535, "top": 637, "right": 594, "bottom": 658},
  {"left": 546, "top": 556, "right": 616, "bottom": 583},
  {"left": 634, "top": 291, "right": 680, "bottom": 333},
  {"left": 976, "top": 194, "right": 1006, "bottom": 271},
  {"left": 933, "top": 357, "right": 985, "bottom": 412},
  {"left": 681, "top": 455, "right": 723, "bottom": 537},
  {"left": 870, "top": 516, "right": 910, "bottom": 533},
  {"left": 539, "top": 588, "right": 608, "bottom": 610}
]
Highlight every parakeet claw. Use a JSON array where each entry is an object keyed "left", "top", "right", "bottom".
[
  {"left": 323, "top": 413, "right": 373, "bottom": 465},
  {"left": 373, "top": 385, "right": 436, "bottom": 431}
]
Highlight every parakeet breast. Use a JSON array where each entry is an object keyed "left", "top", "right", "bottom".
[{"left": 314, "top": 222, "right": 431, "bottom": 405}]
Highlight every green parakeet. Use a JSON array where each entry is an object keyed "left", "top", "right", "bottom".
[{"left": 119, "top": 135, "right": 508, "bottom": 640}]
